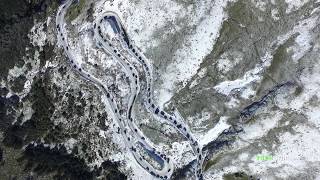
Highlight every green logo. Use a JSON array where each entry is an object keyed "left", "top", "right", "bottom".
[{"left": 256, "top": 155, "right": 273, "bottom": 161}]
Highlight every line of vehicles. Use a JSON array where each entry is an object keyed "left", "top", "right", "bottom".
[{"left": 56, "top": 0, "right": 203, "bottom": 179}]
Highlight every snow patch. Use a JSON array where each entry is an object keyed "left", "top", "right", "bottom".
[
  {"left": 169, "top": 141, "right": 195, "bottom": 168},
  {"left": 240, "top": 111, "right": 283, "bottom": 140},
  {"left": 158, "top": 0, "right": 229, "bottom": 106},
  {"left": 285, "top": 0, "right": 309, "bottom": 13},
  {"left": 252, "top": 0, "right": 267, "bottom": 11},
  {"left": 199, "top": 116, "right": 230, "bottom": 147},
  {"left": 64, "top": 138, "right": 77, "bottom": 153},
  {"left": 28, "top": 21, "right": 47, "bottom": 50},
  {"left": 189, "top": 67, "right": 207, "bottom": 89},
  {"left": 226, "top": 97, "right": 240, "bottom": 108},
  {"left": 271, "top": 8, "right": 280, "bottom": 21},
  {"left": 247, "top": 125, "right": 320, "bottom": 178},
  {"left": 287, "top": 16, "right": 317, "bottom": 62}
]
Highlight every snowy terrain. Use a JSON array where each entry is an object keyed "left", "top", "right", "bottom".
[{"left": 1, "top": 0, "right": 320, "bottom": 179}]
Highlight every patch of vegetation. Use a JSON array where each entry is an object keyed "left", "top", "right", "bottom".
[
  {"left": 3, "top": 76, "right": 55, "bottom": 149},
  {"left": 86, "top": 2, "right": 95, "bottom": 22},
  {"left": 44, "top": 124, "right": 72, "bottom": 143},
  {"left": 17, "top": 144, "right": 126, "bottom": 180},
  {"left": 11, "top": 75, "right": 27, "bottom": 93},
  {"left": 224, "top": 172, "right": 255, "bottom": 180},
  {"left": 204, "top": 154, "right": 223, "bottom": 171},
  {"left": 0, "top": 146, "right": 30, "bottom": 178},
  {"left": 256, "top": 37, "right": 295, "bottom": 95},
  {"left": 294, "top": 85, "right": 303, "bottom": 96},
  {"left": 171, "top": 160, "right": 195, "bottom": 180},
  {"left": 19, "top": 144, "right": 95, "bottom": 179},
  {"left": 100, "top": 160, "right": 127, "bottom": 180},
  {"left": 39, "top": 43, "right": 55, "bottom": 67},
  {"left": 0, "top": 0, "right": 58, "bottom": 79},
  {"left": 200, "top": 0, "right": 259, "bottom": 71},
  {"left": 66, "top": 0, "right": 86, "bottom": 21},
  {"left": 268, "top": 43, "right": 290, "bottom": 75},
  {"left": 0, "top": 87, "right": 9, "bottom": 96},
  {"left": 0, "top": 94, "right": 20, "bottom": 132}
]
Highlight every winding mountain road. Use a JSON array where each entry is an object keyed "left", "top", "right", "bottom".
[{"left": 56, "top": 0, "right": 203, "bottom": 179}]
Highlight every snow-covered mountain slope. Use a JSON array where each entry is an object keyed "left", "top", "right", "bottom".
[{"left": 1, "top": 0, "right": 320, "bottom": 179}]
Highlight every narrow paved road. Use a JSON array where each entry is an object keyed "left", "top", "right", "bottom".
[{"left": 56, "top": 0, "right": 203, "bottom": 179}]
